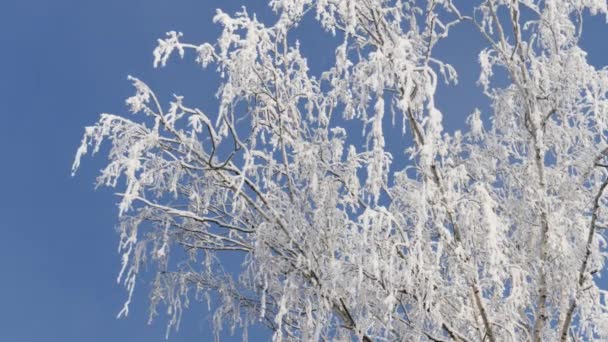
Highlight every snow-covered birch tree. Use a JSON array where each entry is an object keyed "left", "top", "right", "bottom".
[{"left": 73, "top": 0, "right": 608, "bottom": 340}]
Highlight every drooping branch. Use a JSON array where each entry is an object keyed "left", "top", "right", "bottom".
[{"left": 559, "top": 175, "right": 608, "bottom": 341}]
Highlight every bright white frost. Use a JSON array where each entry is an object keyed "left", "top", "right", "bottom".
[{"left": 73, "top": 1, "right": 608, "bottom": 341}]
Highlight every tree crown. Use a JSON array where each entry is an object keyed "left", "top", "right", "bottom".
[{"left": 74, "top": 1, "right": 608, "bottom": 340}]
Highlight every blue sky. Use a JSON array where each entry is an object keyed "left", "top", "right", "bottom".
[{"left": 0, "top": 1, "right": 607, "bottom": 341}]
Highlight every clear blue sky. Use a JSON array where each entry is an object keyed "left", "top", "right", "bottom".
[{"left": 0, "top": 1, "right": 606, "bottom": 342}]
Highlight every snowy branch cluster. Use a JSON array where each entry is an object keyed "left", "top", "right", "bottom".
[{"left": 74, "top": 0, "right": 608, "bottom": 340}]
